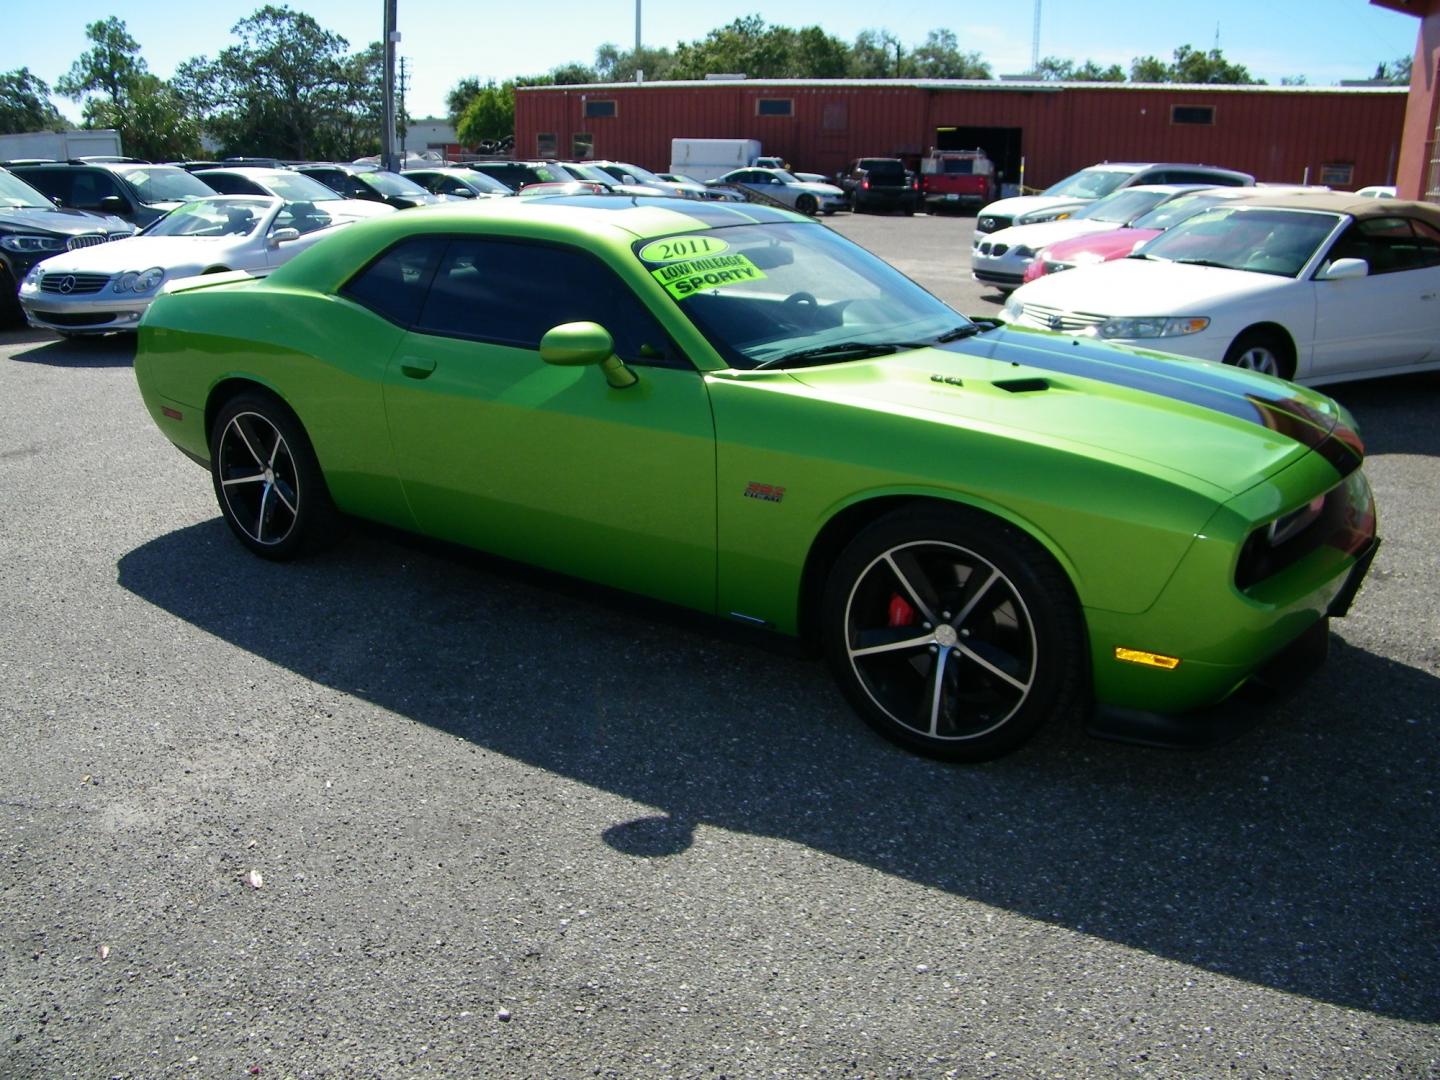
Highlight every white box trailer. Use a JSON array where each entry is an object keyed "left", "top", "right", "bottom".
[
  {"left": 0, "top": 129, "right": 123, "bottom": 162},
  {"left": 669, "top": 138, "right": 763, "bottom": 182}
]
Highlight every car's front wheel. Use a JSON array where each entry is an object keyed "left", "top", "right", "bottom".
[
  {"left": 209, "top": 392, "right": 337, "bottom": 561},
  {"left": 822, "top": 506, "right": 1085, "bottom": 761},
  {"left": 795, "top": 194, "right": 818, "bottom": 216},
  {"left": 1223, "top": 329, "right": 1294, "bottom": 380}
]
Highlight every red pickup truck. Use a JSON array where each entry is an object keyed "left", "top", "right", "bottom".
[{"left": 919, "top": 150, "right": 995, "bottom": 212}]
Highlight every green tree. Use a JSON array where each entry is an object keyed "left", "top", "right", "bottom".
[
  {"left": 907, "top": 29, "right": 990, "bottom": 79},
  {"left": 56, "top": 17, "right": 147, "bottom": 106},
  {"left": 849, "top": 30, "right": 903, "bottom": 78},
  {"left": 84, "top": 73, "right": 202, "bottom": 159},
  {"left": 447, "top": 76, "right": 484, "bottom": 128},
  {"left": 668, "top": 16, "right": 845, "bottom": 79},
  {"left": 594, "top": 43, "right": 676, "bottom": 82},
  {"left": 0, "top": 68, "right": 67, "bottom": 133},
  {"left": 547, "top": 62, "right": 598, "bottom": 85},
  {"left": 1373, "top": 55, "right": 1412, "bottom": 84},
  {"left": 1132, "top": 45, "right": 1260, "bottom": 85},
  {"left": 456, "top": 80, "right": 514, "bottom": 146},
  {"left": 176, "top": 6, "right": 391, "bottom": 160}
]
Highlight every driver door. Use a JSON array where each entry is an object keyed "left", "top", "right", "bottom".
[{"left": 376, "top": 236, "right": 719, "bottom": 612}]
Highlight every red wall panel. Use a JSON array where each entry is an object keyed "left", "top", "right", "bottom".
[{"left": 514, "top": 81, "right": 1407, "bottom": 190}]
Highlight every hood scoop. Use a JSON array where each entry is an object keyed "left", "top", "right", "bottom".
[{"left": 994, "top": 377, "right": 1051, "bottom": 393}]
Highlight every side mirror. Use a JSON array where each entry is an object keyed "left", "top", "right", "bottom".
[
  {"left": 267, "top": 227, "right": 301, "bottom": 247},
  {"left": 1316, "top": 257, "right": 1368, "bottom": 281},
  {"left": 539, "top": 321, "right": 637, "bottom": 388},
  {"left": 452, "top": 188, "right": 476, "bottom": 199},
  {"left": 100, "top": 195, "right": 127, "bottom": 213}
]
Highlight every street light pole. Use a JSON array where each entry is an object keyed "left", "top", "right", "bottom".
[
  {"left": 381, "top": 0, "right": 399, "bottom": 171},
  {"left": 635, "top": 0, "right": 643, "bottom": 83}
]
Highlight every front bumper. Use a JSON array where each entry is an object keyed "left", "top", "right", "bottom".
[{"left": 21, "top": 292, "right": 154, "bottom": 334}]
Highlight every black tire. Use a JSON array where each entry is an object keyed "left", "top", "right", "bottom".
[
  {"left": 795, "top": 193, "right": 818, "bottom": 216},
  {"left": 209, "top": 392, "right": 338, "bottom": 561},
  {"left": 0, "top": 265, "right": 23, "bottom": 329},
  {"left": 822, "top": 506, "right": 1085, "bottom": 762},
  {"left": 1223, "top": 329, "right": 1294, "bottom": 380}
]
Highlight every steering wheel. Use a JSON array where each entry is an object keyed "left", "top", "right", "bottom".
[{"left": 782, "top": 291, "right": 817, "bottom": 308}]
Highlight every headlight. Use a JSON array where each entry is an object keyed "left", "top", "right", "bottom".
[
  {"left": 1010, "top": 245, "right": 1035, "bottom": 259},
  {"left": 21, "top": 265, "right": 44, "bottom": 290},
  {"left": 0, "top": 235, "right": 66, "bottom": 254},
  {"left": 1017, "top": 210, "right": 1071, "bottom": 225},
  {"left": 1002, "top": 295, "right": 1023, "bottom": 320},
  {"left": 1098, "top": 316, "right": 1210, "bottom": 339},
  {"left": 115, "top": 267, "right": 166, "bottom": 293}
]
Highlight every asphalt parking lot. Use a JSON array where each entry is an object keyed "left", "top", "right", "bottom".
[{"left": 2, "top": 211, "right": 1437, "bottom": 1078}]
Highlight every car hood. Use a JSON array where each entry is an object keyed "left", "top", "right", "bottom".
[
  {"left": 322, "top": 199, "right": 394, "bottom": 219},
  {"left": 781, "top": 331, "right": 1347, "bottom": 497},
  {"left": 1041, "top": 227, "right": 1160, "bottom": 262},
  {"left": 794, "top": 181, "right": 845, "bottom": 196},
  {"left": 983, "top": 218, "right": 1118, "bottom": 249},
  {"left": 1011, "top": 257, "right": 1290, "bottom": 314},
  {"left": 33, "top": 235, "right": 247, "bottom": 274},
  {"left": 980, "top": 195, "right": 1090, "bottom": 219},
  {"left": 0, "top": 204, "right": 133, "bottom": 238}
]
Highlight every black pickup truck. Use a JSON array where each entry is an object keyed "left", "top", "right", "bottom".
[{"left": 835, "top": 158, "right": 919, "bottom": 214}]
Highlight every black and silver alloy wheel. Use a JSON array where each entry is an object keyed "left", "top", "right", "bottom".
[
  {"left": 209, "top": 393, "right": 337, "bottom": 561},
  {"left": 216, "top": 409, "right": 301, "bottom": 549},
  {"left": 823, "top": 508, "right": 1083, "bottom": 761},
  {"left": 844, "top": 540, "right": 1037, "bottom": 743}
]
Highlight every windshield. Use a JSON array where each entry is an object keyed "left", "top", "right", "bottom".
[
  {"left": 117, "top": 166, "right": 216, "bottom": 203},
  {"left": 635, "top": 221, "right": 972, "bottom": 369},
  {"left": 0, "top": 170, "right": 52, "bottom": 208},
  {"left": 562, "top": 163, "right": 617, "bottom": 185},
  {"left": 1071, "top": 187, "right": 1177, "bottom": 224},
  {"left": 1138, "top": 206, "right": 1342, "bottom": 277},
  {"left": 254, "top": 171, "right": 342, "bottom": 202},
  {"left": 359, "top": 170, "right": 430, "bottom": 197},
  {"left": 1042, "top": 167, "right": 1135, "bottom": 200},
  {"left": 610, "top": 161, "right": 666, "bottom": 184},
  {"left": 1130, "top": 191, "right": 1232, "bottom": 231},
  {"left": 144, "top": 197, "right": 275, "bottom": 238}
]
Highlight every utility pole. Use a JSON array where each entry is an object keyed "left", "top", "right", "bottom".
[
  {"left": 381, "top": 0, "right": 399, "bottom": 171},
  {"left": 635, "top": 0, "right": 643, "bottom": 83},
  {"left": 398, "top": 57, "right": 409, "bottom": 156}
]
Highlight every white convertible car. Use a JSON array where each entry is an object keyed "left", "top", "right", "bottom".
[
  {"left": 18, "top": 195, "right": 359, "bottom": 336},
  {"left": 999, "top": 192, "right": 1440, "bottom": 387}
]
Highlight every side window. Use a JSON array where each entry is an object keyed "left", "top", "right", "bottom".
[
  {"left": 1412, "top": 219, "right": 1440, "bottom": 266},
  {"left": 341, "top": 237, "right": 446, "bottom": 326},
  {"left": 1359, "top": 217, "right": 1440, "bottom": 273},
  {"left": 415, "top": 239, "right": 680, "bottom": 365},
  {"left": 70, "top": 170, "right": 125, "bottom": 210},
  {"left": 17, "top": 170, "right": 69, "bottom": 203}
]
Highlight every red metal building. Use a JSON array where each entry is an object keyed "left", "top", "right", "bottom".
[{"left": 514, "top": 79, "right": 1408, "bottom": 192}]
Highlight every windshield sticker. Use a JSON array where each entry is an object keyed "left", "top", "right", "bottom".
[
  {"left": 651, "top": 253, "right": 766, "bottom": 299},
  {"left": 639, "top": 236, "right": 730, "bottom": 263}
]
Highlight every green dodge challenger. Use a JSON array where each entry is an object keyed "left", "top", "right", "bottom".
[{"left": 134, "top": 196, "right": 1378, "bottom": 761}]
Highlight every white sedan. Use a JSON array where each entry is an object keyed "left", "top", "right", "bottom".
[
  {"left": 998, "top": 192, "right": 1440, "bottom": 386},
  {"left": 971, "top": 184, "right": 1206, "bottom": 292},
  {"left": 19, "top": 196, "right": 355, "bottom": 336},
  {"left": 709, "top": 167, "right": 847, "bottom": 215}
]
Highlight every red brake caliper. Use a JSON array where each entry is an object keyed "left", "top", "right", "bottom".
[{"left": 888, "top": 593, "right": 916, "bottom": 628}]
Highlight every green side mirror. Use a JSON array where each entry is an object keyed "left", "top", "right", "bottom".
[{"left": 539, "top": 321, "right": 637, "bottom": 388}]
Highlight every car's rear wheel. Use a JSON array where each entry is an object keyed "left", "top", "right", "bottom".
[
  {"left": 1223, "top": 329, "right": 1294, "bottom": 380},
  {"left": 822, "top": 507, "right": 1084, "bottom": 761},
  {"left": 795, "top": 194, "right": 818, "bottom": 216},
  {"left": 209, "top": 393, "right": 337, "bottom": 561}
]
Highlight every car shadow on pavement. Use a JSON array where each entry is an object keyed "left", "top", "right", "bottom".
[
  {"left": 1326, "top": 372, "right": 1440, "bottom": 457},
  {"left": 5, "top": 331, "right": 136, "bottom": 367},
  {"left": 116, "top": 517, "right": 1440, "bottom": 1024}
]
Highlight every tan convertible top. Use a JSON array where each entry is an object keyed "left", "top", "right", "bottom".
[{"left": 1221, "top": 190, "right": 1440, "bottom": 227}]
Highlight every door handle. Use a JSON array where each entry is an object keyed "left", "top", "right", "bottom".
[
  {"left": 400, "top": 355, "right": 437, "bottom": 379},
  {"left": 1421, "top": 292, "right": 1437, "bottom": 301}
]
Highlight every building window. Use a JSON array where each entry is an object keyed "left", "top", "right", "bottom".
[
  {"left": 822, "top": 102, "right": 848, "bottom": 132},
  {"left": 572, "top": 133, "right": 594, "bottom": 158},
  {"left": 756, "top": 98, "right": 793, "bottom": 118},
  {"left": 1320, "top": 162, "right": 1355, "bottom": 187},
  {"left": 537, "top": 132, "right": 557, "bottom": 157},
  {"left": 1171, "top": 105, "right": 1215, "bottom": 126},
  {"left": 583, "top": 99, "right": 617, "bottom": 119}
]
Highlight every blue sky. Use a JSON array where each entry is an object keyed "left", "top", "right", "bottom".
[{"left": 11, "top": 1, "right": 1422, "bottom": 122}]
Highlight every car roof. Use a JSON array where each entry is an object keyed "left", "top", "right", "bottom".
[{"left": 1201, "top": 190, "right": 1440, "bottom": 225}]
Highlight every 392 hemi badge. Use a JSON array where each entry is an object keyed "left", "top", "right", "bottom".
[{"left": 744, "top": 481, "right": 785, "bottom": 503}]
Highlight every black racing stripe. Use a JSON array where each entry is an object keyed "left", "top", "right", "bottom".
[{"left": 1000, "top": 337, "right": 1338, "bottom": 453}]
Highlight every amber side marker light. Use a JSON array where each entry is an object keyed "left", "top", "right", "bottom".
[{"left": 1115, "top": 647, "right": 1181, "bottom": 670}]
